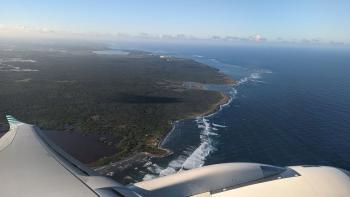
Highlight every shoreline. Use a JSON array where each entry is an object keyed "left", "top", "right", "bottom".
[
  {"left": 91, "top": 51, "right": 236, "bottom": 177},
  {"left": 158, "top": 90, "right": 231, "bottom": 150},
  {"left": 94, "top": 86, "right": 234, "bottom": 177}
]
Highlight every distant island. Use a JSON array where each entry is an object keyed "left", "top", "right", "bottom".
[{"left": 0, "top": 43, "right": 234, "bottom": 170}]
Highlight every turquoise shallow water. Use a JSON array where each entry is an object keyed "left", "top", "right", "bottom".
[{"left": 111, "top": 43, "right": 350, "bottom": 183}]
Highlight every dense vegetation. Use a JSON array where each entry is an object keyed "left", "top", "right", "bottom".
[{"left": 0, "top": 45, "right": 233, "bottom": 165}]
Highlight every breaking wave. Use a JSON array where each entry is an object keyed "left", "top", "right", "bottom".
[
  {"left": 236, "top": 69, "right": 272, "bottom": 85},
  {"left": 142, "top": 64, "right": 272, "bottom": 181},
  {"left": 181, "top": 117, "right": 216, "bottom": 170}
]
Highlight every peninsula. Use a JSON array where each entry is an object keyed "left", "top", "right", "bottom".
[{"left": 0, "top": 43, "right": 234, "bottom": 168}]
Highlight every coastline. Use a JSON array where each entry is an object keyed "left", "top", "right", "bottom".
[
  {"left": 90, "top": 51, "right": 236, "bottom": 177},
  {"left": 200, "top": 91, "right": 231, "bottom": 117},
  {"left": 94, "top": 85, "right": 234, "bottom": 177},
  {"left": 158, "top": 91, "right": 230, "bottom": 149}
]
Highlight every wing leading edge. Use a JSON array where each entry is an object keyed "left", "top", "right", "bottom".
[{"left": 0, "top": 115, "right": 139, "bottom": 197}]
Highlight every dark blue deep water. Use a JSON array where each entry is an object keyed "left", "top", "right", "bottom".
[{"left": 113, "top": 42, "right": 350, "bottom": 182}]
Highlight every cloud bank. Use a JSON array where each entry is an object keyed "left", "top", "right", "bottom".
[{"left": 0, "top": 24, "right": 347, "bottom": 46}]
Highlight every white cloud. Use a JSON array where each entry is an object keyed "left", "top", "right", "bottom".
[
  {"left": 254, "top": 34, "right": 262, "bottom": 41},
  {"left": 211, "top": 35, "right": 222, "bottom": 40},
  {"left": 329, "top": 41, "right": 345, "bottom": 45},
  {"left": 39, "top": 27, "right": 50, "bottom": 33},
  {"left": 249, "top": 34, "right": 266, "bottom": 42},
  {"left": 14, "top": 25, "right": 29, "bottom": 32}
]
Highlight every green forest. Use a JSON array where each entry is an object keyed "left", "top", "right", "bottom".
[{"left": 0, "top": 47, "right": 233, "bottom": 165}]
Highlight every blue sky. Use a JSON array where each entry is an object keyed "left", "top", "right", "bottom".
[{"left": 1, "top": 0, "right": 349, "bottom": 43}]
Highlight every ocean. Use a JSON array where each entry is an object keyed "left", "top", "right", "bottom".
[{"left": 112, "top": 42, "right": 350, "bottom": 183}]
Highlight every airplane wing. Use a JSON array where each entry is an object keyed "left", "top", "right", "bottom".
[
  {"left": 0, "top": 115, "right": 139, "bottom": 197},
  {"left": 0, "top": 115, "right": 349, "bottom": 197}
]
